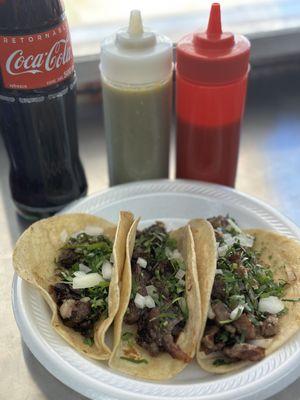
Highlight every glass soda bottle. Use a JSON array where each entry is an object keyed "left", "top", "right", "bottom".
[{"left": 0, "top": 0, "right": 87, "bottom": 219}]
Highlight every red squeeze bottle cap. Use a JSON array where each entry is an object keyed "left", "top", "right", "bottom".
[{"left": 176, "top": 3, "right": 250, "bottom": 85}]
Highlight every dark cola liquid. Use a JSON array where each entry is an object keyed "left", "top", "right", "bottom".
[{"left": 0, "top": 0, "right": 87, "bottom": 219}]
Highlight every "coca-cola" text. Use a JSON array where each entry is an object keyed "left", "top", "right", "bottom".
[
  {"left": 6, "top": 38, "right": 72, "bottom": 76},
  {"left": 0, "top": 19, "right": 74, "bottom": 90}
]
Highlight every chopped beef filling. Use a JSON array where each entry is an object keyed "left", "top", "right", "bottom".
[
  {"left": 202, "top": 325, "right": 225, "bottom": 354},
  {"left": 211, "top": 276, "right": 227, "bottom": 300},
  {"left": 201, "top": 216, "right": 285, "bottom": 365},
  {"left": 124, "top": 222, "right": 190, "bottom": 362},
  {"left": 223, "top": 343, "right": 265, "bottom": 361},
  {"left": 208, "top": 216, "right": 230, "bottom": 230},
  {"left": 56, "top": 248, "right": 81, "bottom": 269},
  {"left": 261, "top": 315, "right": 279, "bottom": 337},
  {"left": 212, "top": 302, "right": 230, "bottom": 322},
  {"left": 50, "top": 232, "right": 113, "bottom": 341},
  {"left": 233, "top": 313, "right": 256, "bottom": 340},
  {"left": 50, "top": 283, "right": 99, "bottom": 338}
]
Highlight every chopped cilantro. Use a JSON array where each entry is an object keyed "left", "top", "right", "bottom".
[
  {"left": 282, "top": 298, "right": 300, "bottom": 302},
  {"left": 213, "top": 358, "right": 233, "bottom": 366},
  {"left": 120, "top": 356, "right": 148, "bottom": 364},
  {"left": 83, "top": 337, "right": 94, "bottom": 347},
  {"left": 122, "top": 332, "right": 134, "bottom": 341}
]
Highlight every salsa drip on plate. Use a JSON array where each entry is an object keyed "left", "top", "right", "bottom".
[
  {"left": 201, "top": 216, "right": 287, "bottom": 365},
  {"left": 50, "top": 230, "right": 113, "bottom": 344},
  {"left": 124, "top": 222, "right": 190, "bottom": 362}
]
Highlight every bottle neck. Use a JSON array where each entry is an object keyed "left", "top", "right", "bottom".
[{"left": 0, "top": 0, "right": 64, "bottom": 35}]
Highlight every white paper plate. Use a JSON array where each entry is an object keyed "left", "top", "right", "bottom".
[{"left": 12, "top": 179, "right": 300, "bottom": 400}]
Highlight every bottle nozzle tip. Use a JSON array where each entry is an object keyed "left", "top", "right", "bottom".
[
  {"left": 207, "top": 3, "right": 222, "bottom": 36},
  {"left": 128, "top": 9, "right": 144, "bottom": 36}
]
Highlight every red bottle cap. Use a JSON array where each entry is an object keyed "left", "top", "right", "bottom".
[{"left": 176, "top": 3, "right": 250, "bottom": 85}]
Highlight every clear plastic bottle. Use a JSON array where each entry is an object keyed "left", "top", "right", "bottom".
[{"left": 100, "top": 10, "right": 173, "bottom": 186}]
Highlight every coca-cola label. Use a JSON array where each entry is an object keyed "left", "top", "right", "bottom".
[{"left": 0, "top": 19, "right": 74, "bottom": 90}]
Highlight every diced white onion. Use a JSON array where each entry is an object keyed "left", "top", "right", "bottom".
[
  {"left": 60, "top": 230, "right": 68, "bottom": 243},
  {"left": 144, "top": 295, "right": 156, "bottom": 308},
  {"left": 71, "top": 226, "right": 103, "bottom": 238},
  {"left": 217, "top": 231, "right": 254, "bottom": 258},
  {"left": 73, "top": 270, "right": 86, "bottom": 277},
  {"left": 215, "top": 269, "right": 223, "bottom": 275},
  {"left": 79, "top": 263, "right": 91, "bottom": 273},
  {"left": 81, "top": 297, "right": 90, "bottom": 303},
  {"left": 165, "top": 247, "right": 172, "bottom": 259},
  {"left": 70, "top": 230, "right": 84, "bottom": 238},
  {"left": 208, "top": 303, "right": 215, "bottom": 319},
  {"left": 146, "top": 285, "right": 157, "bottom": 297},
  {"left": 223, "top": 234, "right": 236, "bottom": 247},
  {"left": 84, "top": 225, "right": 103, "bottom": 236},
  {"left": 137, "top": 257, "right": 147, "bottom": 269},
  {"left": 218, "top": 245, "right": 228, "bottom": 257},
  {"left": 228, "top": 218, "right": 242, "bottom": 233},
  {"left": 176, "top": 269, "right": 185, "bottom": 280},
  {"left": 102, "top": 261, "right": 113, "bottom": 280},
  {"left": 72, "top": 273, "right": 103, "bottom": 289},
  {"left": 230, "top": 304, "right": 244, "bottom": 321},
  {"left": 166, "top": 247, "right": 183, "bottom": 261},
  {"left": 134, "top": 293, "right": 146, "bottom": 309},
  {"left": 237, "top": 234, "right": 254, "bottom": 248},
  {"left": 172, "top": 249, "right": 183, "bottom": 261},
  {"left": 178, "top": 278, "right": 185, "bottom": 286},
  {"left": 249, "top": 338, "right": 272, "bottom": 348},
  {"left": 258, "top": 296, "right": 284, "bottom": 314}
]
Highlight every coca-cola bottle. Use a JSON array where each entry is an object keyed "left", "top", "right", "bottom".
[{"left": 0, "top": 0, "right": 87, "bottom": 219}]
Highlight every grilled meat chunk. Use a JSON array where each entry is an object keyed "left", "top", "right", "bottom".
[
  {"left": 56, "top": 248, "right": 81, "bottom": 269},
  {"left": 224, "top": 324, "right": 236, "bottom": 334},
  {"left": 223, "top": 343, "right": 265, "bottom": 361},
  {"left": 136, "top": 307, "right": 189, "bottom": 362},
  {"left": 261, "top": 315, "right": 279, "bottom": 337},
  {"left": 211, "top": 276, "right": 226, "bottom": 300},
  {"left": 124, "top": 300, "right": 142, "bottom": 325},
  {"left": 51, "top": 283, "right": 97, "bottom": 338},
  {"left": 212, "top": 302, "right": 230, "bottom": 323},
  {"left": 233, "top": 313, "right": 256, "bottom": 340},
  {"left": 50, "top": 283, "right": 81, "bottom": 304},
  {"left": 163, "top": 334, "right": 192, "bottom": 363},
  {"left": 62, "top": 299, "right": 91, "bottom": 324},
  {"left": 201, "top": 325, "right": 225, "bottom": 354},
  {"left": 208, "top": 216, "right": 229, "bottom": 229}
]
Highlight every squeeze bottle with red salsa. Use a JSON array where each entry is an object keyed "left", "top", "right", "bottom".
[{"left": 176, "top": 3, "right": 250, "bottom": 187}]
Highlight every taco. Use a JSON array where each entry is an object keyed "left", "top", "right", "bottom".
[
  {"left": 190, "top": 215, "right": 300, "bottom": 373},
  {"left": 13, "top": 212, "right": 133, "bottom": 360},
  {"left": 109, "top": 220, "right": 201, "bottom": 380}
]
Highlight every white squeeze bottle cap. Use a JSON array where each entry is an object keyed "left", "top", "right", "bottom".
[{"left": 100, "top": 10, "right": 173, "bottom": 85}]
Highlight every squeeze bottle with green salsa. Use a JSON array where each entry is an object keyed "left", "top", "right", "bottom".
[{"left": 100, "top": 10, "right": 173, "bottom": 186}]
